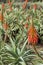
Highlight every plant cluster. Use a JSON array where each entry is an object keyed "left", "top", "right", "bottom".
[{"left": 0, "top": 1, "right": 43, "bottom": 65}]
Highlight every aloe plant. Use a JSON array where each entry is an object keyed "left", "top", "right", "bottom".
[{"left": 0, "top": 2, "right": 43, "bottom": 65}]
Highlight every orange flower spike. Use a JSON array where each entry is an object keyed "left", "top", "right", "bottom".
[
  {"left": 8, "top": 0, "right": 13, "bottom": 6},
  {"left": 0, "top": 13, "right": 4, "bottom": 22},
  {"left": 28, "top": 24, "right": 38, "bottom": 45},
  {"left": 8, "top": 0, "right": 12, "bottom": 11},
  {"left": 28, "top": 17, "right": 38, "bottom": 45},
  {"left": 22, "top": 0, "right": 28, "bottom": 9},
  {"left": 22, "top": 3, "right": 27, "bottom": 9},
  {"left": 3, "top": 22, "right": 9, "bottom": 30},
  {"left": 8, "top": 0, "right": 11, "bottom": 5},
  {"left": 2, "top": 3, "right": 5, "bottom": 9},
  {"left": 33, "top": 4, "right": 37, "bottom": 11},
  {"left": 25, "top": 0, "right": 28, "bottom": 3}
]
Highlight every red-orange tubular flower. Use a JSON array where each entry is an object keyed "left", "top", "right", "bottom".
[
  {"left": 33, "top": 4, "right": 37, "bottom": 11},
  {"left": 2, "top": 3, "right": 5, "bottom": 9},
  {"left": 25, "top": 0, "right": 28, "bottom": 3},
  {"left": 22, "top": 0, "right": 28, "bottom": 9},
  {"left": 8, "top": 0, "right": 12, "bottom": 11},
  {"left": 8, "top": 0, "right": 11, "bottom": 5},
  {"left": 28, "top": 24, "right": 38, "bottom": 45},
  {"left": 22, "top": 3, "right": 27, "bottom": 9},
  {"left": 3, "top": 22, "right": 9, "bottom": 30},
  {"left": 0, "top": 13, "right": 4, "bottom": 22}
]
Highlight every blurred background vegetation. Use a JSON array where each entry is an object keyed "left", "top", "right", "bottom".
[{"left": 0, "top": 0, "right": 42, "bottom": 3}]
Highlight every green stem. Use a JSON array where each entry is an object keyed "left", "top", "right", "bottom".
[{"left": 33, "top": 45, "right": 43, "bottom": 60}]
